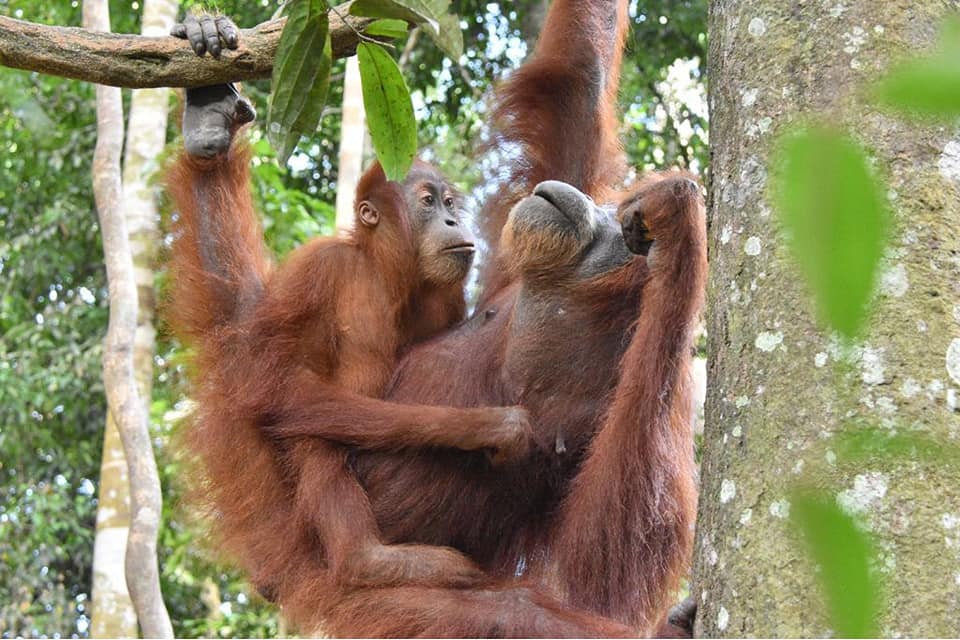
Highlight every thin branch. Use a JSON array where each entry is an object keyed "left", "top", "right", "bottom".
[
  {"left": 326, "top": 1, "right": 388, "bottom": 48},
  {"left": 0, "top": 3, "right": 374, "bottom": 88},
  {"left": 397, "top": 25, "right": 420, "bottom": 71}
]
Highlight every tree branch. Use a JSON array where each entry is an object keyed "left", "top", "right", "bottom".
[{"left": 0, "top": 4, "right": 374, "bottom": 88}]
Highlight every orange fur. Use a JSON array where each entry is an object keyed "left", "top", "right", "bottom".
[
  {"left": 166, "top": 155, "right": 533, "bottom": 632},
  {"left": 166, "top": 0, "right": 705, "bottom": 636}
]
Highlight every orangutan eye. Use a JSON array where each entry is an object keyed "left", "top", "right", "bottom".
[
  {"left": 443, "top": 196, "right": 455, "bottom": 208},
  {"left": 421, "top": 194, "right": 435, "bottom": 206}
]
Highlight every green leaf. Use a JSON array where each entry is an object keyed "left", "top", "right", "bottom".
[
  {"left": 418, "top": 0, "right": 462, "bottom": 59},
  {"left": 789, "top": 489, "right": 881, "bottom": 638},
  {"left": 833, "top": 426, "right": 960, "bottom": 468},
  {"left": 357, "top": 42, "right": 417, "bottom": 181},
  {"left": 267, "top": 0, "right": 333, "bottom": 164},
  {"left": 350, "top": 0, "right": 441, "bottom": 35},
  {"left": 875, "top": 60, "right": 960, "bottom": 118},
  {"left": 874, "top": 17, "right": 960, "bottom": 119},
  {"left": 365, "top": 18, "right": 411, "bottom": 39},
  {"left": 773, "top": 127, "right": 890, "bottom": 339},
  {"left": 429, "top": 12, "right": 463, "bottom": 60}
]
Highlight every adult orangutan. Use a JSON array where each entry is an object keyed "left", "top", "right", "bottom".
[{"left": 170, "top": 0, "right": 706, "bottom": 637}]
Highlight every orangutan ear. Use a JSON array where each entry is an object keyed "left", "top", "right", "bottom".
[{"left": 357, "top": 201, "right": 380, "bottom": 228}]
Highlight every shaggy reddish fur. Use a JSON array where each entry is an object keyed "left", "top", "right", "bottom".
[
  {"left": 346, "top": 173, "right": 706, "bottom": 637},
  {"left": 166, "top": 0, "right": 706, "bottom": 636},
  {"left": 166, "top": 156, "right": 533, "bottom": 628},
  {"left": 477, "top": 0, "right": 628, "bottom": 300},
  {"left": 325, "top": 0, "right": 705, "bottom": 634}
]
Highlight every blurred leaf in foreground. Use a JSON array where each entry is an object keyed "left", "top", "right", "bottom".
[
  {"left": 267, "top": 0, "right": 333, "bottom": 164},
  {"left": 773, "top": 127, "right": 890, "bottom": 339},
  {"left": 351, "top": 0, "right": 463, "bottom": 59},
  {"left": 874, "top": 17, "right": 960, "bottom": 119},
  {"left": 833, "top": 427, "right": 960, "bottom": 468},
  {"left": 789, "top": 489, "right": 882, "bottom": 638},
  {"left": 351, "top": 0, "right": 441, "bottom": 34}
]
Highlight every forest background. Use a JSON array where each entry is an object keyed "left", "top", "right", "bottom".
[{"left": 0, "top": 0, "right": 707, "bottom": 636}]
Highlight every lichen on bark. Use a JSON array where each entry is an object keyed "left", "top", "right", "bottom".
[{"left": 696, "top": 0, "right": 960, "bottom": 636}]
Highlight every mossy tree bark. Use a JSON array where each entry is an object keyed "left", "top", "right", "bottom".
[
  {"left": 696, "top": 0, "right": 960, "bottom": 636},
  {"left": 0, "top": 3, "right": 372, "bottom": 88}
]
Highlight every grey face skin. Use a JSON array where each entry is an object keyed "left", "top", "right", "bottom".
[
  {"left": 182, "top": 84, "right": 256, "bottom": 158},
  {"left": 494, "top": 181, "right": 647, "bottom": 461},
  {"left": 504, "top": 180, "right": 637, "bottom": 285},
  {"left": 402, "top": 165, "right": 477, "bottom": 285}
]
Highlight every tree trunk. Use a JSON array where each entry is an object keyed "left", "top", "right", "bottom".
[
  {"left": 83, "top": 0, "right": 172, "bottom": 637},
  {"left": 90, "top": 0, "right": 177, "bottom": 635},
  {"left": 334, "top": 54, "right": 366, "bottom": 230},
  {"left": 696, "top": 1, "right": 960, "bottom": 636}
]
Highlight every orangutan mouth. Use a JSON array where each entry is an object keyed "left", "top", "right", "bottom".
[{"left": 442, "top": 243, "right": 476, "bottom": 254}]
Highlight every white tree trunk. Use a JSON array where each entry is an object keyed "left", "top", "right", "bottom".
[
  {"left": 83, "top": 0, "right": 172, "bottom": 637},
  {"left": 91, "top": 412, "right": 138, "bottom": 638},
  {"left": 89, "top": 1, "right": 177, "bottom": 636},
  {"left": 335, "top": 54, "right": 366, "bottom": 231}
]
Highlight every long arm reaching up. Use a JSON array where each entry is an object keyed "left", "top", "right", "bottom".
[
  {"left": 478, "top": 0, "right": 629, "bottom": 300},
  {"left": 165, "top": 84, "right": 270, "bottom": 342}
]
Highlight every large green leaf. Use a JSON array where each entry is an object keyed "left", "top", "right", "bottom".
[
  {"left": 874, "top": 17, "right": 960, "bottom": 119},
  {"left": 267, "top": 0, "right": 333, "bottom": 164},
  {"left": 351, "top": 0, "right": 441, "bottom": 34},
  {"left": 773, "top": 127, "right": 890, "bottom": 339},
  {"left": 789, "top": 490, "right": 881, "bottom": 638},
  {"left": 357, "top": 42, "right": 417, "bottom": 181}
]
